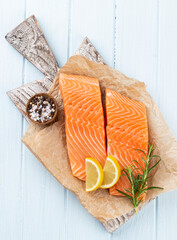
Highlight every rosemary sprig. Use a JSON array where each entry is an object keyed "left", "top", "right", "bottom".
[{"left": 117, "top": 143, "right": 163, "bottom": 214}]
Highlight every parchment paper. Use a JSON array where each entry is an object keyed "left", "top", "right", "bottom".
[{"left": 22, "top": 55, "right": 177, "bottom": 223}]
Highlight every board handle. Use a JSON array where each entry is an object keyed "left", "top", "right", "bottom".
[{"left": 5, "top": 15, "right": 59, "bottom": 80}]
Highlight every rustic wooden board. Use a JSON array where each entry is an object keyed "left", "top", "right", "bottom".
[
  {"left": 5, "top": 15, "right": 59, "bottom": 80},
  {"left": 6, "top": 15, "right": 153, "bottom": 233}
]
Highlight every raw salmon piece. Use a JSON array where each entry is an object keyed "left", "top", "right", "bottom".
[
  {"left": 60, "top": 73, "right": 107, "bottom": 180},
  {"left": 105, "top": 89, "right": 148, "bottom": 196}
]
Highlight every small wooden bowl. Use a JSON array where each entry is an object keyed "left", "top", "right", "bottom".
[{"left": 26, "top": 93, "right": 58, "bottom": 125}]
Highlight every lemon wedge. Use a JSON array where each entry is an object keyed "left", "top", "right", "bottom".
[
  {"left": 100, "top": 156, "right": 121, "bottom": 189},
  {"left": 86, "top": 158, "right": 104, "bottom": 192}
]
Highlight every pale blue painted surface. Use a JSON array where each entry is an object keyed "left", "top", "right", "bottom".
[{"left": 0, "top": 0, "right": 177, "bottom": 239}]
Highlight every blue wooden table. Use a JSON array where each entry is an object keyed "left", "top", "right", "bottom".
[{"left": 0, "top": 0, "right": 177, "bottom": 239}]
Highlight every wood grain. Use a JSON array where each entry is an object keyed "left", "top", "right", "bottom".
[
  {"left": 74, "top": 37, "right": 106, "bottom": 65},
  {"left": 6, "top": 15, "right": 154, "bottom": 233},
  {"left": 5, "top": 15, "right": 59, "bottom": 79},
  {"left": 7, "top": 77, "right": 53, "bottom": 121}
]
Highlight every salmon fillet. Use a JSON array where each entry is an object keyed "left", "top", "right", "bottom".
[
  {"left": 60, "top": 73, "right": 107, "bottom": 180},
  {"left": 106, "top": 89, "right": 148, "bottom": 196}
]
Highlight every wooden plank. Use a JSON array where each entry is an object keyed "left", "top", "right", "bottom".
[
  {"left": 66, "top": 0, "right": 115, "bottom": 238},
  {"left": 69, "top": 0, "right": 115, "bottom": 68},
  {"left": 156, "top": 1, "right": 177, "bottom": 239},
  {"left": 0, "top": 0, "right": 25, "bottom": 239},
  {"left": 112, "top": 0, "right": 158, "bottom": 238},
  {"left": 21, "top": 1, "right": 69, "bottom": 240}
]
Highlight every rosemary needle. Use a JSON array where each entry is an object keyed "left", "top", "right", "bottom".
[{"left": 117, "top": 143, "right": 163, "bottom": 214}]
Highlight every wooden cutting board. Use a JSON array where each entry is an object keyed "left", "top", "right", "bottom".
[{"left": 6, "top": 15, "right": 152, "bottom": 233}]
